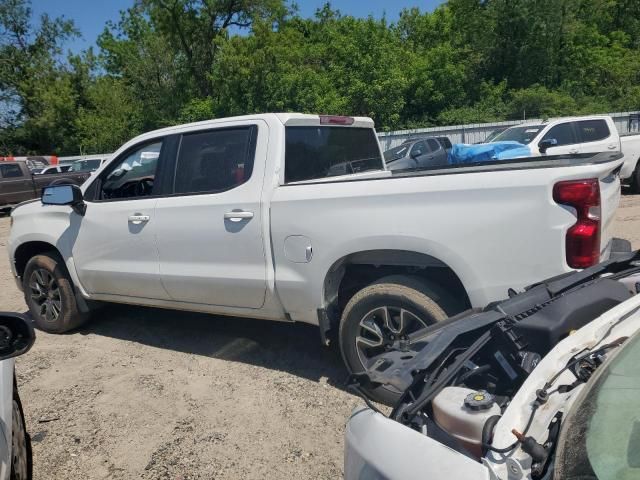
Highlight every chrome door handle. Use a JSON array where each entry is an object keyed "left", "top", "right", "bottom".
[
  {"left": 128, "top": 214, "right": 150, "bottom": 225},
  {"left": 224, "top": 210, "right": 254, "bottom": 222}
]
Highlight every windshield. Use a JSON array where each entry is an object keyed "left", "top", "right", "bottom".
[
  {"left": 555, "top": 331, "right": 640, "bottom": 479},
  {"left": 490, "top": 125, "right": 544, "bottom": 144},
  {"left": 484, "top": 129, "right": 506, "bottom": 142},
  {"left": 71, "top": 159, "right": 102, "bottom": 172},
  {"left": 384, "top": 144, "right": 410, "bottom": 162}
]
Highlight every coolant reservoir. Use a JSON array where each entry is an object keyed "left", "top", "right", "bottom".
[{"left": 432, "top": 386, "right": 501, "bottom": 457}]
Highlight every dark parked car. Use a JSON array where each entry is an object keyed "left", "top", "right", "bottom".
[
  {"left": 384, "top": 137, "right": 449, "bottom": 171},
  {"left": 0, "top": 161, "right": 91, "bottom": 210}
]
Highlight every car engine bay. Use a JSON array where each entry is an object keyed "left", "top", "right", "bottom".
[{"left": 349, "top": 251, "right": 640, "bottom": 479}]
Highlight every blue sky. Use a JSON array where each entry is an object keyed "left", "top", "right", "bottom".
[{"left": 30, "top": 0, "right": 444, "bottom": 54}]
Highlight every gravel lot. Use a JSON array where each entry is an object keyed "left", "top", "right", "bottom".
[{"left": 1, "top": 190, "right": 639, "bottom": 480}]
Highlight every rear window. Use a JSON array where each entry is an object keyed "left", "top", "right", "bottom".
[
  {"left": 428, "top": 138, "right": 441, "bottom": 150},
  {"left": 577, "top": 120, "right": 610, "bottom": 143},
  {"left": 285, "top": 127, "right": 383, "bottom": 183},
  {"left": 436, "top": 137, "right": 453, "bottom": 150}
]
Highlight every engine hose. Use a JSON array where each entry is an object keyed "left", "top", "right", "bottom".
[
  {"left": 457, "top": 364, "right": 491, "bottom": 384},
  {"left": 482, "top": 403, "right": 539, "bottom": 455},
  {"left": 481, "top": 415, "right": 502, "bottom": 456}
]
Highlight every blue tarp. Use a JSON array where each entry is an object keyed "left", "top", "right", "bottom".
[{"left": 448, "top": 141, "right": 531, "bottom": 165}]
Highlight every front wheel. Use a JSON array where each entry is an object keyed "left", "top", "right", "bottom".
[
  {"left": 339, "top": 275, "right": 453, "bottom": 405},
  {"left": 23, "top": 253, "right": 87, "bottom": 333}
]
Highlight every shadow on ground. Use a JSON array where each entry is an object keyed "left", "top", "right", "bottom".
[{"left": 78, "top": 304, "right": 350, "bottom": 391}]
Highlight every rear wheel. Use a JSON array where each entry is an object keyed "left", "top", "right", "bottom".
[
  {"left": 339, "top": 275, "right": 454, "bottom": 405},
  {"left": 23, "top": 253, "right": 87, "bottom": 333}
]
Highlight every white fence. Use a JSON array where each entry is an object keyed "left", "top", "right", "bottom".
[{"left": 377, "top": 111, "right": 640, "bottom": 150}]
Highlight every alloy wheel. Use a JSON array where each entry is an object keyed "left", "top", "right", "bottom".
[
  {"left": 28, "top": 268, "right": 62, "bottom": 323},
  {"left": 355, "top": 306, "right": 431, "bottom": 391}
]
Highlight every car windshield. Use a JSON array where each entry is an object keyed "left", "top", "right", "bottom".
[
  {"left": 490, "top": 125, "right": 544, "bottom": 144},
  {"left": 484, "top": 129, "right": 506, "bottom": 142},
  {"left": 555, "top": 331, "right": 640, "bottom": 479},
  {"left": 383, "top": 144, "right": 410, "bottom": 162}
]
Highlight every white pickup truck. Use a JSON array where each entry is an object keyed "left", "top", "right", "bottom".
[
  {"left": 7, "top": 113, "right": 628, "bottom": 403},
  {"left": 489, "top": 115, "right": 640, "bottom": 191}
]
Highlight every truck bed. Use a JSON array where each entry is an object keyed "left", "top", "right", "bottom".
[{"left": 269, "top": 151, "right": 623, "bottom": 323}]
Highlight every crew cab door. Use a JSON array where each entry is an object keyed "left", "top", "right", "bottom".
[
  {"left": 71, "top": 139, "right": 171, "bottom": 300},
  {"left": 153, "top": 122, "right": 267, "bottom": 309},
  {"left": 537, "top": 121, "right": 581, "bottom": 155},
  {"left": 426, "top": 138, "right": 448, "bottom": 166}
]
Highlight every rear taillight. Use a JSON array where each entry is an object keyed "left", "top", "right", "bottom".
[
  {"left": 319, "top": 115, "right": 354, "bottom": 125},
  {"left": 553, "top": 179, "right": 601, "bottom": 269}
]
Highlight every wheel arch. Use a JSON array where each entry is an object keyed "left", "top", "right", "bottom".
[
  {"left": 322, "top": 249, "right": 472, "bottom": 329},
  {"left": 13, "top": 240, "right": 61, "bottom": 280}
]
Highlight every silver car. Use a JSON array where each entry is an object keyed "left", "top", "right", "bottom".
[{"left": 383, "top": 137, "right": 449, "bottom": 171}]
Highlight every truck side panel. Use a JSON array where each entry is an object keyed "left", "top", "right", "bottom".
[
  {"left": 620, "top": 133, "right": 640, "bottom": 181},
  {"left": 270, "top": 159, "right": 623, "bottom": 324},
  {"left": 0, "top": 163, "right": 36, "bottom": 207}
]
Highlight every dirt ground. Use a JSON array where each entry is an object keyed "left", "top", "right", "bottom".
[{"left": 1, "top": 190, "right": 639, "bottom": 480}]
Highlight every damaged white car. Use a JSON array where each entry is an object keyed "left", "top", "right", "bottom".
[{"left": 345, "top": 252, "right": 640, "bottom": 480}]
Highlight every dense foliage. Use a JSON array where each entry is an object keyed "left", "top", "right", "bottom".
[{"left": 2, "top": 0, "right": 640, "bottom": 155}]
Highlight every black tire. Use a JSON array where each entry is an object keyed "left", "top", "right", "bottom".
[
  {"left": 23, "top": 253, "right": 88, "bottom": 333},
  {"left": 339, "top": 275, "right": 454, "bottom": 405},
  {"left": 631, "top": 162, "right": 640, "bottom": 194},
  {"left": 10, "top": 387, "right": 32, "bottom": 480}
]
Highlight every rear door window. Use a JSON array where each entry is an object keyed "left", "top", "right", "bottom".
[
  {"left": 427, "top": 139, "right": 440, "bottom": 151},
  {"left": 173, "top": 126, "right": 256, "bottom": 195},
  {"left": 577, "top": 120, "right": 610, "bottom": 143},
  {"left": 542, "top": 122, "right": 578, "bottom": 147},
  {"left": 0, "top": 164, "right": 23, "bottom": 178},
  {"left": 285, "top": 127, "right": 383, "bottom": 182}
]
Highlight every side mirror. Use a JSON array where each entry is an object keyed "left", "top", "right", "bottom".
[
  {"left": 538, "top": 138, "right": 558, "bottom": 154},
  {"left": 0, "top": 313, "right": 35, "bottom": 361},
  {"left": 41, "top": 184, "right": 86, "bottom": 215},
  {"left": 410, "top": 150, "right": 423, "bottom": 159}
]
